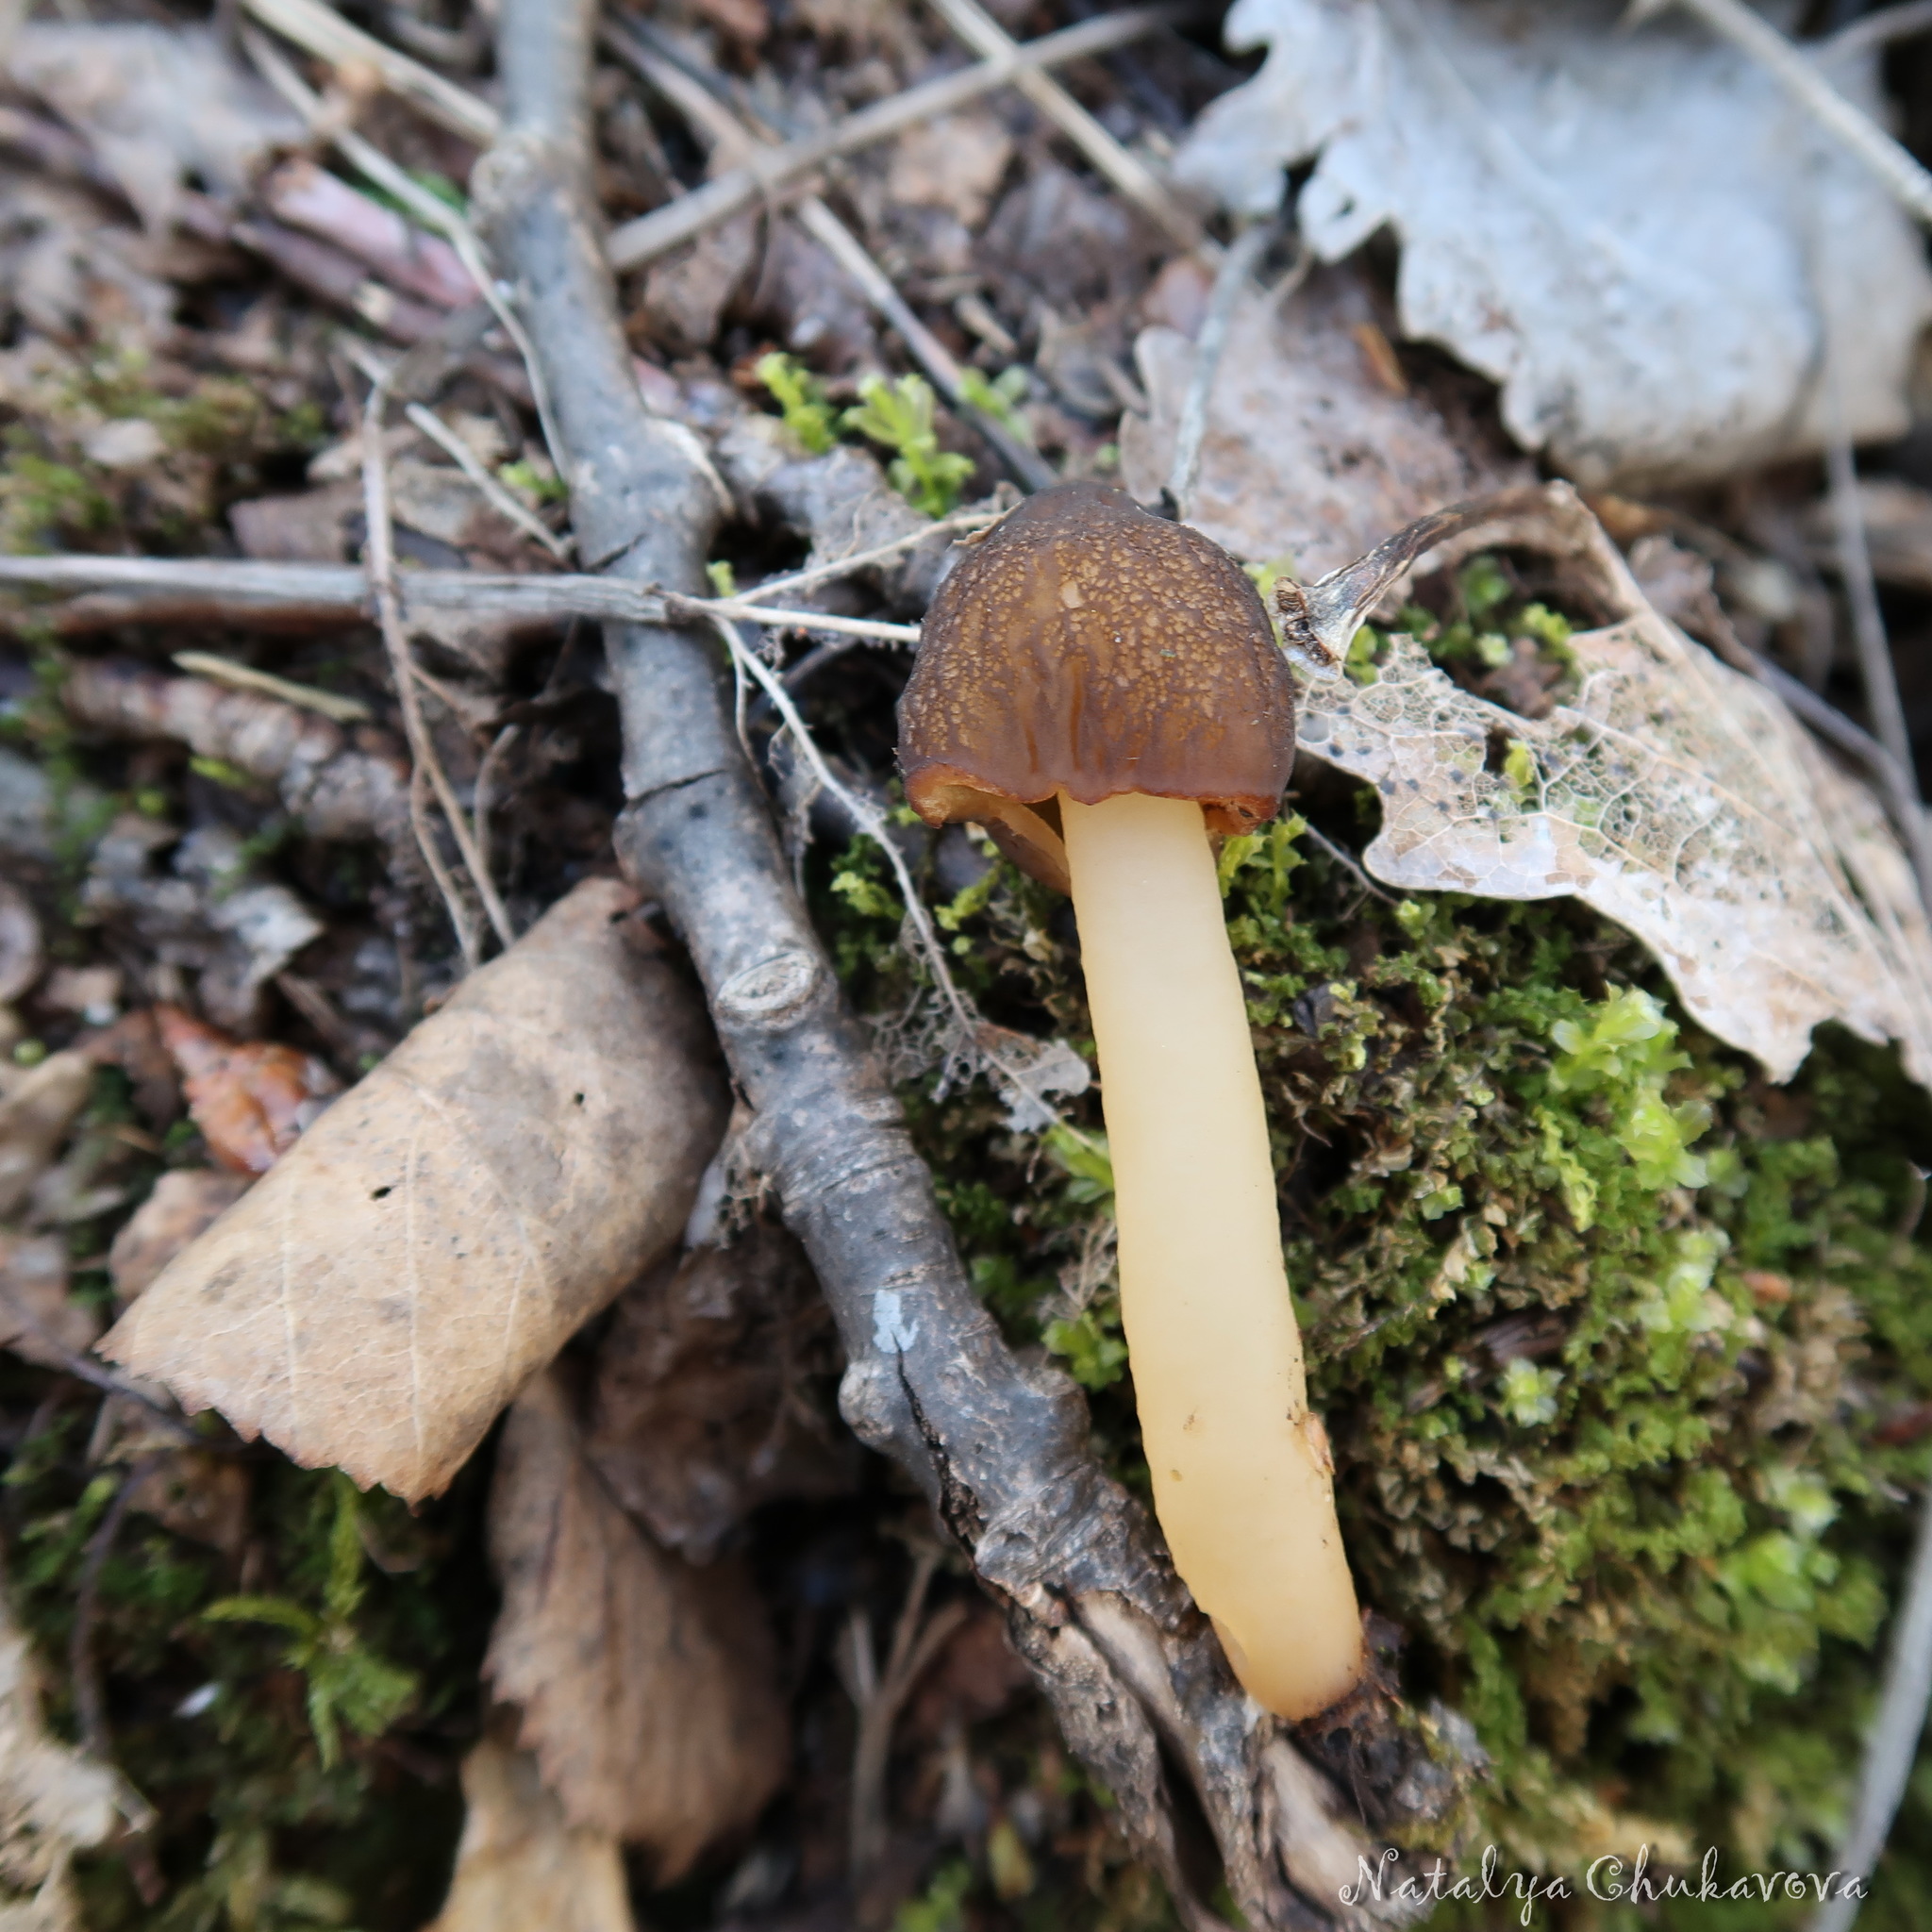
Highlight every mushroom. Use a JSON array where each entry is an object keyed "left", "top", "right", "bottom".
[{"left": 898, "top": 481, "right": 1363, "bottom": 1719}]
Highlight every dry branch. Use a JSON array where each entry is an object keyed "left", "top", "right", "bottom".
[
  {"left": 602, "top": 6, "right": 1179, "bottom": 272},
  {"left": 470, "top": 1, "right": 1388, "bottom": 1924}
]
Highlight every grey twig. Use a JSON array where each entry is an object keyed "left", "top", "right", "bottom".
[
  {"left": 1812, "top": 1502, "right": 1932, "bottom": 1930},
  {"left": 469, "top": 0, "right": 1363, "bottom": 1921},
  {"left": 1163, "top": 222, "right": 1288, "bottom": 519},
  {"left": 923, "top": 0, "right": 1203, "bottom": 251},
  {"left": 603, "top": 7, "right": 1182, "bottom": 273}
]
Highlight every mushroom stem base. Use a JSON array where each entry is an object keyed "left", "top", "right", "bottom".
[{"left": 1061, "top": 791, "right": 1363, "bottom": 1720}]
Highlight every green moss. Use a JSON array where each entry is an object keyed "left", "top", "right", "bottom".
[
  {"left": 4, "top": 1413, "right": 489, "bottom": 1931},
  {"left": 813, "top": 751, "right": 1932, "bottom": 1921}
]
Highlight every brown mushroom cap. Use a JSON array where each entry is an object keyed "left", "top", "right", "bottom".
[{"left": 897, "top": 483, "right": 1295, "bottom": 874}]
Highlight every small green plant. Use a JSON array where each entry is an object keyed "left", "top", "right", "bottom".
[
  {"left": 497, "top": 458, "right": 569, "bottom": 506},
  {"left": 707, "top": 558, "right": 739, "bottom": 598},
  {"left": 894, "top": 1858, "right": 973, "bottom": 1932},
  {"left": 756, "top": 351, "right": 839, "bottom": 454},
  {"left": 205, "top": 1474, "right": 419, "bottom": 1770},
  {"left": 844, "top": 373, "right": 974, "bottom": 518},
  {"left": 957, "top": 364, "right": 1032, "bottom": 443}
]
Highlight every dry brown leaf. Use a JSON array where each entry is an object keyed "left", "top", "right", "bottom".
[
  {"left": 108, "top": 1169, "right": 253, "bottom": 1307},
  {"left": 104, "top": 880, "right": 729, "bottom": 1501},
  {"left": 153, "top": 1007, "right": 339, "bottom": 1176},
  {"left": 0, "top": 1234, "right": 96, "bottom": 1370},
  {"left": 0, "top": 1590, "right": 122, "bottom": 1928},
  {"left": 583, "top": 1224, "right": 851, "bottom": 1562},
  {"left": 1298, "top": 483, "right": 1932, "bottom": 1086},
  {"left": 486, "top": 1368, "right": 789, "bottom": 1882},
  {"left": 1120, "top": 269, "right": 1528, "bottom": 575},
  {"left": 126, "top": 1452, "right": 249, "bottom": 1557},
  {"left": 0, "top": 1054, "right": 92, "bottom": 1220},
  {"left": 421, "top": 1735, "right": 634, "bottom": 1932}
]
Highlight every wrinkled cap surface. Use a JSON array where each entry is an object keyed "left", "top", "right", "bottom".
[{"left": 898, "top": 482, "right": 1295, "bottom": 837}]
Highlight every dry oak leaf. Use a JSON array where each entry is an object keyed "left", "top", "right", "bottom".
[
  {"left": 153, "top": 1007, "right": 339, "bottom": 1176},
  {"left": 423, "top": 1736, "right": 634, "bottom": 1932},
  {"left": 486, "top": 1368, "right": 789, "bottom": 1884},
  {"left": 104, "top": 879, "right": 729, "bottom": 1501},
  {"left": 1297, "top": 484, "right": 1932, "bottom": 1087}
]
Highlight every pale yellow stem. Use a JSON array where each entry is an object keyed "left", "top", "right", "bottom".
[{"left": 1061, "top": 791, "right": 1363, "bottom": 1719}]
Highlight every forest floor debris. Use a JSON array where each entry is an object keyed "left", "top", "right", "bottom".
[{"left": 3, "top": 0, "right": 1932, "bottom": 1928}]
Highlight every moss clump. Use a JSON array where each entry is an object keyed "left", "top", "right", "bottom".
[
  {"left": 817, "top": 759, "right": 1932, "bottom": 1924},
  {"left": 3, "top": 1399, "right": 490, "bottom": 1930}
]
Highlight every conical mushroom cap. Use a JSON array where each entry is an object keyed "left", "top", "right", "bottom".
[{"left": 898, "top": 483, "right": 1295, "bottom": 848}]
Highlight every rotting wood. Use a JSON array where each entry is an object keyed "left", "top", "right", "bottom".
[{"left": 468, "top": 0, "right": 1387, "bottom": 1924}]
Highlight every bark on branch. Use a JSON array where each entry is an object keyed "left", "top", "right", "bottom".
[{"left": 470, "top": 6, "right": 1407, "bottom": 1924}]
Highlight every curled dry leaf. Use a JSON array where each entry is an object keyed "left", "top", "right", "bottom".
[
  {"left": 0, "top": 1589, "right": 122, "bottom": 1927},
  {"left": 1120, "top": 268, "right": 1528, "bottom": 575},
  {"left": 423, "top": 1735, "right": 634, "bottom": 1932},
  {"left": 584, "top": 1224, "right": 851, "bottom": 1563},
  {"left": 154, "top": 1007, "right": 339, "bottom": 1176},
  {"left": 108, "top": 1169, "right": 254, "bottom": 1307},
  {"left": 104, "top": 879, "right": 729, "bottom": 1501},
  {"left": 487, "top": 1369, "right": 789, "bottom": 1883},
  {"left": 1178, "top": 0, "right": 1932, "bottom": 486},
  {"left": 0, "top": 1053, "right": 92, "bottom": 1220},
  {"left": 1298, "top": 483, "right": 1932, "bottom": 1086}
]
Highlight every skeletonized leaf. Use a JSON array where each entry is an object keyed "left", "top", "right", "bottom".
[
  {"left": 103, "top": 880, "right": 729, "bottom": 1501},
  {"left": 422, "top": 1737, "right": 634, "bottom": 1932},
  {"left": 1178, "top": 0, "right": 1932, "bottom": 486},
  {"left": 1297, "top": 484, "right": 1932, "bottom": 1087},
  {"left": 486, "top": 1369, "right": 790, "bottom": 1883}
]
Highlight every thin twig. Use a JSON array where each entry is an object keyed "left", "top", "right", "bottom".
[
  {"left": 1163, "top": 222, "right": 1284, "bottom": 519},
  {"left": 358, "top": 375, "right": 515, "bottom": 958},
  {"left": 1632, "top": 0, "right": 1932, "bottom": 227},
  {"left": 605, "top": 25, "right": 1057, "bottom": 494},
  {"left": 923, "top": 0, "right": 1203, "bottom": 251},
  {"left": 171, "top": 652, "right": 372, "bottom": 724},
  {"left": 241, "top": 0, "right": 497, "bottom": 144},
  {"left": 1812, "top": 1503, "right": 1932, "bottom": 1931},
  {"left": 0, "top": 548, "right": 977, "bottom": 635},
  {"left": 242, "top": 24, "right": 568, "bottom": 481},
  {"left": 707, "top": 614, "right": 1058, "bottom": 1117},
  {"left": 846, "top": 1547, "right": 971, "bottom": 1883},
  {"left": 1824, "top": 0, "right": 1932, "bottom": 61},
  {"left": 404, "top": 403, "right": 573, "bottom": 559},
  {"left": 1827, "top": 434, "right": 1915, "bottom": 783},
  {"left": 1298, "top": 822, "right": 1396, "bottom": 906},
  {"left": 603, "top": 7, "right": 1181, "bottom": 273}
]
